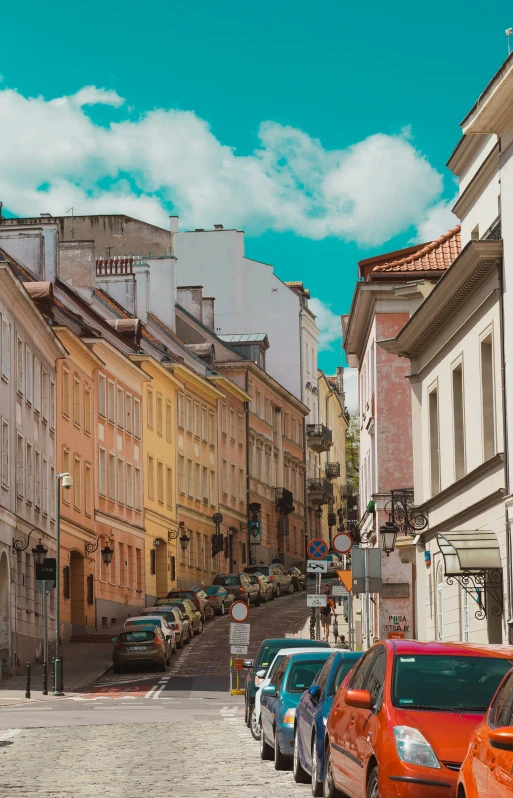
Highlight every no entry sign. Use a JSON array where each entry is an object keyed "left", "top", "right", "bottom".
[
  {"left": 307, "top": 539, "right": 328, "bottom": 559},
  {"left": 230, "top": 600, "right": 250, "bottom": 623},
  {"left": 333, "top": 532, "right": 353, "bottom": 555}
]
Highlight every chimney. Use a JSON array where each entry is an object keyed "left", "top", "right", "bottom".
[
  {"left": 169, "top": 216, "right": 179, "bottom": 234},
  {"left": 202, "top": 297, "right": 215, "bottom": 331},
  {"left": 177, "top": 286, "right": 203, "bottom": 322},
  {"left": 149, "top": 257, "right": 176, "bottom": 331}
]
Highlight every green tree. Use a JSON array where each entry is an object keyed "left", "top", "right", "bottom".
[{"left": 345, "top": 412, "right": 359, "bottom": 499}]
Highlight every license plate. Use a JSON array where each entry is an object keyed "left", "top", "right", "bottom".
[{"left": 127, "top": 645, "right": 148, "bottom": 651}]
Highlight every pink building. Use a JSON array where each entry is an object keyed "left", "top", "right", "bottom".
[{"left": 343, "top": 227, "right": 460, "bottom": 646}]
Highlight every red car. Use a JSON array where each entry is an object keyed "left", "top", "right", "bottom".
[{"left": 164, "top": 589, "right": 209, "bottom": 621}]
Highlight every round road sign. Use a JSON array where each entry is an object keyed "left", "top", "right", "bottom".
[
  {"left": 333, "top": 532, "right": 353, "bottom": 555},
  {"left": 307, "top": 539, "right": 328, "bottom": 559},
  {"left": 230, "top": 600, "right": 250, "bottom": 623}
]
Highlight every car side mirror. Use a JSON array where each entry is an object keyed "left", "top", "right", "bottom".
[
  {"left": 242, "top": 659, "right": 254, "bottom": 669},
  {"left": 256, "top": 669, "right": 266, "bottom": 678},
  {"left": 309, "top": 685, "right": 321, "bottom": 701},
  {"left": 490, "top": 728, "right": 513, "bottom": 751},
  {"left": 345, "top": 689, "right": 372, "bottom": 709},
  {"left": 261, "top": 685, "right": 277, "bottom": 697}
]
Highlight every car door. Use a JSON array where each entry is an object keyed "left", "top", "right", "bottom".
[
  {"left": 301, "top": 658, "right": 332, "bottom": 768},
  {"left": 261, "top": 658, "right": 288, "bottom": 745},
  {"left": 486, "top": 673, "right": 513, "bottom": 798},
  {"left": 352, "top": 647, "right": 387, "bottom": 798}
]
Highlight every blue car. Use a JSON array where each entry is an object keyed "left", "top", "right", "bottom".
[
  {"left": 260, "top": 650, "right": 333, "bottom": 771},
  {"left": 293, "top": 650, "right": 362, "bottom": 795}
]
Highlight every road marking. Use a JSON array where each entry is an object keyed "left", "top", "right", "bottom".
[
  {"left": 144, "top": 685, "right": 159, "bottom": 698},
  {"left": 152, "top": 684, "right": 167, "bottom": 700}
]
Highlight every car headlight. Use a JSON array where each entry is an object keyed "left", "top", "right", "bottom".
[
  {"left": 283, "top": 708, "right": 296, "bottom": 724},
  {"left": 393, "top": 726, "right": 441, "bottom": 769}
]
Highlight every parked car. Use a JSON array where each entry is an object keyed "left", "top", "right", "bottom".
[
  {"left": 250, "top": 645, "right": 333, "bottom": 741},
  {"left": 288, "top": 567, "right": 307, "bottom": 591},
  {"left": 123, "top": 616, "right": 176, "bottom": 657},
  {"left": 212, "top": 573, "right": 260, "bottom": 606},
  {"left": 458, "top": 666, "right": 513, "bottom": 798},
  {"left": 112, "top": 625, "right": 168, "bottom": 673},
  {"left": 155, "top": 598, "right": 203, "bottom": 635},
  {"left": 260, "top": 651, "right": 333, "bottom": 770},
  {"left": 191, "top": 586, "right": 215, "bottom": 620},
  {"left": 253, "top": 573, "right": 274, "bottom": 603},
  {"left": 164, "top": 589, "right": 208, "bottom": 621},
  {"left": 204, "top": 585, "right": 235, "bottom": 615},
  {"left": 140, "top": 606, "right": 191, "bottom": 647},
  {"left": 324, "top": 640, "right": 513, "bottom": 798},
  {"left": 294, "top": 650, "right": 362, "bottom": 794},
  {"left": 243, "top": 637, "right": 331, "bottom": 728},
  {"left": 244, "top": 563, "right": 292, "bottom": 597}
]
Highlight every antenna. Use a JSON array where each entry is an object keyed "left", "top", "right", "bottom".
[
  {"left": 66, "top": 207, "right": 74, "bottom": 239},
  {"left": 507, "top": 28, "right": 513, "bottom": 54}
]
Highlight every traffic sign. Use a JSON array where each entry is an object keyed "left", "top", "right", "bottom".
[
  {"left": 332, "top": 585, "right": 348, "bottom": 596},
  {"left": 230, "top": 623, "right": 250, "bottom": 646},
  {"left": 307, "top": 560, "right": 328, "bottom": 573},
  {"left": 333, "top": 532, "right": 353, "bottom": 555},
  {"left": 307, "top": 539, "right": 329, "bottom": 559},
  {"left": 36, "top": 580, "right": 54, "bottom": 594},
  {"left": 235, "top": 658, "right": 245, "bottom": 671},
  {"left": 230, "top": 600, "right": 250, "bottom": 623},
  {"left": 36, "top": 558, "right": 56, "bottom": 583},
  {"left": 231, "top": 645, "right": 248, "bottom": 655},
  {"left": 307, "top": 594, "right": 328, "bottom": 608}
]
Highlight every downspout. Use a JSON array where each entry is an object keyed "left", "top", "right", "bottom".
[
  {"left": 299, "top": 300, "right": 309, "bottom": 569},
  {"left": 498, "top": 257, "right": 512, "bottom": 630},
  {"left": 244, "top": 374, "right": 251, "bottom": 566}
]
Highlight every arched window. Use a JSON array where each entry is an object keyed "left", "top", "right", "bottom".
[{"left": 436, "top": 563, "right": 444, "bottom": 641}]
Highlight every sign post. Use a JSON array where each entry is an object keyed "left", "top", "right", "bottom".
[
  {"left": 35, "top": 558, "right": 56, "bottom": 696},
  {"left": 229, "top": 601, "right": 250, "bottom": 695},
  {"left": 307, "top": 540, "right": 328, "bottom": 642}
]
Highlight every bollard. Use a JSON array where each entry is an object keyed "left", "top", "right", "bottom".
[
  {"left": 25, "top": 662, "right": 31, "bottom": 699},
  {"left": 42, "top": 660, "right": 48, "bottom": 696}
]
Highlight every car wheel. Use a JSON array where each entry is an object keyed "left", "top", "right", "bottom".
[
  {"left": 293, "top": 730, "right": 309, "bottom": 783},
  {"left": 250, "top": 707, "right": 261, "bottom": 740},
  {"left": 177, "top": 633, "right": 184, "bottom": 649},
  {"left": 311, "top": 734, "right": 323, "bottom": 796},
  {"left": 256, "top": 593, "right": 261, "bottom": 607},
  {"left": 367, "top": 767, "right": 379, "bottom": 798},
  {"left": 274, "top": 730, "right": 290, "bottom": 771},
  {"left": 244, "top": 700, "right": 250, "bottom": 726},
  {"left": 260, "top": 726, "right": 273, "bottom": 760},
  {"left": 289, "top": 582, "right": 295, "bottom": 594},
  {"left": 197, "top": 621, "right": 203, "bottom": 635},
  {"left": 275, "top": 584, "right": 281, "bottom": 598},
  {"left": 324, "top": 744, "right": 343, "bottom": 798},
  {"left": 246, "top": 701, "right": 253, "bottom": 728},
  {"left": 159, "top": 660, "right": 167, "bottom": 673},
  {"left": 112, "top": 665, "right": 121, "bottom": 674}
]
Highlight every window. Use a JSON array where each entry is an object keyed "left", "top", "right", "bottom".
[
  {"left": 1, "top": 319, "right": 9, "bottom": 381},
  {"left": 107, "top": 381, "right": 115, "bottom": 424},
  {"left": 209, "top": 412, "right": 215, "bottom": 446},
  {"left": 195, "top": 463, "right": 201, "bottom": 500},
  {"left": 230, "top": 409, "right": 235, "bottom": 440},
  {"left": 50, "top": 379, "right": 56, "bottom": 430},
  {"left": 194, "top": 402, "right": 200, "bottom": 438},
  {"left": 98, "top": 374, "right": 106, "bottom": 417},
  {"left": 195, "top": 532, "right": 201, "bottom": 569},
  {"left": 452, "top": 363, "right": 465, "bottom": 480},
  {"left": 85, "top": 464, "right": 92, "bottom": 516},
  {"left": 125, "top": 394, "right": 132, "bottom": 434},
  {"left": 231, "top": 464, "right": 237, "bottom": 499},
  {"left": 157, "top": 461, "right": 164, "bottom": 504},
  {"left": 429, "top": 386, "right": 440, "bottom": 496},
  {"left": 35, "top": 452, "right": 41, "bottom": 513},
  {"left": 74, "top": 377, "right": 81, "bottom": 426},
  {"left": 117, "top": 458, "right": 124, "bottom": 505},
  {"left": 221, "top": 403, "right": 227, "bottom": 435},
  {"left": 16, "top": 337, "right": 23, "bottom": 395},
  {"left": 127, "top": 545, "right": 134, "bottom": 589},
  {"left": 74, "top": 457, "right": 81, "bottom": 511},
  {"left": 34, "top": 359, "right": 41, "bottom": 414},
  {"left": 292, "top": 417, "right": 297, "bottom": 443},
  {"left": 1, "top": 419, "right": 9, "bottom": 488},
  {"left": 265, "top": 398, "right": 270, "bottom": 425},
  {"left": 62, "top": 448, "right": 70, "bottom": 504},
  {"left": 186, "top": 398, "right": 193, "bottom": 433},
  {"left": 24, "top": 352, "right": 32, "bottom": 403},
  {"left": 118, "top": 542, "right": 125, "bottom": 586},
  {"left": 222, "top": 460, "right": 228, "bottom": 495},
  {"left": 26, "top": 442, "right": 33, "bottom": 504},
  {"left": 284, "top": 412, "right": 289, "bottom": 438},
  {"left": 135, "top": 467, "right": 142, "bottom": 511},
  {"left": 436, "top": 563, "right": 444, "bottom": 641},
  {"left": 238, "top": 413, "right": 244, "bottom": 444},
  {"left": 134, "top": 398, "right": 141, "bottom": 439},
  {"left": 126, "top": 463, "right": 133, "bottom": 508},
  {"left": 109, "top": 453, "right": 116, "bottom": 501},
  {"left": 84, "top": 386, "right": 91, "bottom": 434},
  {"left": 210, "top": 470, "right": 215, "bottom": 506},
  {"left": 201, "top": 407, "right": 208, "bottom": 442},
  {"left": 42, "top": 370, "right": 48, "bottom": 422},
  {"left": 178, "top": 393, "right": 185, "bottom": 429},
  {"left": 148, "top": 455, "right": 155, "bottom": 499},
  {"left": 239, "top": 468, "right": 244, "bottom": 502},
  {"left": 147, "top": 388, "right": 154, "bottom": 429},
  {"left": 99, "top": 448, "right": 107, "bottom": 497},
  {"left": 156, "top": 394, "right": 163, "bottom": 435},
  {"left": 136, "top": 548, "right": 142, "bottom": 591},
  {"left": 117, "top": 387, "right": 124, "bottom": 429},
  {"left": 62, "top": 367, "right": 70, "bottom": 417},
  {"left": 166, "top": 401, "right": 172, "bottom": 441},
  {"left": 202, "top": 466, "right": 208, "bottom": 504},
  {"left": 187, "top": 459, "right": 194, "bottom": 496},
  {"left": 256, "top": 391, "right": 261, "bottom": 418},
  {"left": 481, "top": 334, "right": 496, "bottom": 460},
  {"left": 166, "top": 467, "right": 173, "bottom": 509},
  {"left": 178, "top": 455, "right": 185, "bottom": 494},
  {"left": 365, "top": 647, "right": 387, "bottom": 708},
  {"left": 42, "top": 458, "right": 48, "bottom": 516}
]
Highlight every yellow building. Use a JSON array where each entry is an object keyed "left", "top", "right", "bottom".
[{"left": 131, "top": 355, "right": 184, "bottom": 603}]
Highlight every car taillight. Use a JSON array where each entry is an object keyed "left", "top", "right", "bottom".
[
  {"left": 239, "top": 586, "right": 246, "bottom": 593},
  {"left": 269, "top": 576, "right": 274, "bottom": 582},
  {"left": 155, "top": 636, "right": 163, "bottom": 647}
]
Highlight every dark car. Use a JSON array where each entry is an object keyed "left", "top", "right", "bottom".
[
  {"left": 164, "top": 589, "right": 207, "bottom": 621},
  {"left": 243, "top": 637, "right": 331, "bottom": 727},
  {"left": 244, "top": 564, "right": 293, "bottom": 597},
  {"left": 288, "top": 567, "right": 307, "bottom": 591},
  {"left": 112, "top": 625, "right": 168, "bottom": 673},
  {"left": 154, "top": 598, "right": 203, "bottom": 635},
  {"left": 191, "top": 586, "right": 215, "bottom": 620},
  {"left": 212, "top": 573, "right": 260, "bottom": 606},
  {"left": 205, "top": 585, "right": 235, "bottom": 615}
]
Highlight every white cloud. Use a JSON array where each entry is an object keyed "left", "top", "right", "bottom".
[
  {"left": 343, "top": 368, "right": 358, "bottom": 413},
  {"left": 414, "top": 196, "right": 459, "bottom": 243},
  {"left": 309, "top": 297, "right": 342, "bottom": 353},
  {"left": 0, "top": 84, "right": 448, "bottom": 247}
]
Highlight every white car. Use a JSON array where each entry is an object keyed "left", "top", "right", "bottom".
[
  {"left": 123, "top": 616, "right": 177, "bottom": 661},
  {"left": 250, "top": 646, "right": 330, "bottom": 740}
]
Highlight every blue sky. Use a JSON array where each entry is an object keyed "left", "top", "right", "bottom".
[{"left": 0, "top": 0, "right": 510, "bottom": 389}]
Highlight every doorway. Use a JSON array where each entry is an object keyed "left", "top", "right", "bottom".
[
  {"left": 70, "top": 550, "right": 86, "bottom": 631},
  {"left": 155, "top": 540, "right": 168, "bottom": 597},
  {"left": 0, "top": 552, "right": 9, "bottom": 675}
]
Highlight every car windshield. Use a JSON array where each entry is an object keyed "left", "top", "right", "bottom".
[
  {"left": 257, "top": 641, "right": 326, "bottom": 669},
  {"left": 119, "top": 631, "right": 155, "bottom": 643},
  {"left": 217, "top": 576, "right": 240, "bottom": 586},
  {"left": 165, "top": 601, "right": 187, "bottom": 612},
  {"left": 287, "top": 660, "right": 328, "bottom": 693},
  {"left": 393, "top": 655, "right": 513, "bottom": 711}
]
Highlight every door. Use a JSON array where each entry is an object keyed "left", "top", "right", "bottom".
[
  {"left": 155, "top": 540, "right": 168, "bottom": 597},
  {"left": 353, "top": 647, "right": 387, "bottom": 798},
  {"left": 301, "top": 658, "right": 332, "bottom": 768},
  {"left": 261, "top": 658, "right": 288, "bottom": 747},
  {"left": 487, "top": 673, "right": 513, "bottom": 798},
  {"left": 0, "top": 552, "right": 9, "bottom": 675},
  {"left": 69, "top": 550, "right": 86, "bottom": 631}
]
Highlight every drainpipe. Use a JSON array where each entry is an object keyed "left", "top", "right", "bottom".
[
  {"left": 498, "top": 256, "right": 512, "bottom": 632},
  {"left": 244, "top": 374, "right": 251, "bottom": 565}
]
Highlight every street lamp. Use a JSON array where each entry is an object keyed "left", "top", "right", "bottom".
[
  {"left": 31, "top": 541, "right": 48, "bottom": 566},
  {"left": 86, "top": 534, "right": 114, "bottom": 566},
  {"left": 380, "top": 522, "right": 399, "bottom": 556},
  {"left": 54, "top": 472, "right": 72, "bottom": 696}
]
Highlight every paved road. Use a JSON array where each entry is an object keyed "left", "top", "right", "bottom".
[{"left": 0, "top": 587, "right": 318, "bottom": 797}]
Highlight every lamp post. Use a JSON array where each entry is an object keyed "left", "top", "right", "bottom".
[
  {"left": 54, "top": 472, "right": 72, "bottom": 696},
  {"left": 380, "top": 522, "right": 399, "bottom": 556}
]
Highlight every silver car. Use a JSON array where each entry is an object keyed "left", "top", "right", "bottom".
[{"left": 140, "top": 606, "right": 191, "bottom": 647}]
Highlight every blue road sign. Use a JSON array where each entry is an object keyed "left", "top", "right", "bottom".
[{"left": 307, "top": 539, "right": 328, "bottom": 559}]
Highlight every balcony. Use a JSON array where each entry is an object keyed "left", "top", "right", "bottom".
[
  {"left": 325, "top": 462, "right": 340, "bottom": 479},
  {"left": 275, "top": 487, "right": 295, "bottom": 516},
  {"left": 308, "top": 478, "right": 334, "bottom": 507},
  {"left": 306, "top": 424, "right": 333, "bottom": 453}
]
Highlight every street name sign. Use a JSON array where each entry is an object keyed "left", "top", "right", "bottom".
[
  {"left": 36, "top": 558, "right": 56, "bottom": 585},
  {"left": 307, "top": 539, "right": 329, "bottom": 559},
  {"left": 230, "top": 645, "right": 248, "bottom": 655},
  {"left": 307, "top": 594, "right": 328, "bottom": 608},
  {"left": 307, "top": 560, "right": 328, "bottom": 573},
  {"left": 229, "top": 623, "right": 250, "bottom": 647}
]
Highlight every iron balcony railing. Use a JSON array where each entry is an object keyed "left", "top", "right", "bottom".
[
  {"left": 325, "top": 462, "right": 341, "bottom": 479},
  {"left": 275, "top": 487, "right": 294, "bottom": 515}
]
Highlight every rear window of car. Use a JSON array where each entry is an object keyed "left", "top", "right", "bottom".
[
  {"left": 245, "top": 566, "right": 270, "bottom": 576},
  {"left": 215, "top": 576, "right": 240, "bottom": 586},
  {"left": 143, "top": 610, "right": 176, "bottom": 622},
  {"left": 287, "top": 660, "right": 328, "bottom": 693},
  {"left": 119, "top": 631, "right": 155, "bottom": 643},
  {"left": 164, "top": 601, "right": 186, "bottom": 612},
  {"left": 393, "top": 655, "right": 513, "bottom": 712},
  {"left": 128, "top": 618, "right": 162, "bottom": 627},
  {"left": 167, "top": 591, "right": 193, "bottom": 599}
]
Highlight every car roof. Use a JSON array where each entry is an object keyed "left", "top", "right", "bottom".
[
  {"left": 285, "top": 651, "right": 333, "bottom": 664},
  {"left": 261, "top": 638, "right": 330, "bottom": 647},
  {"left": 123, "top": 624, "right": 159, "bottom": 631},
  {"left": 129, "top": 615, "right": 164, "bottom": 621},
  {"left": 274, "top": 647, "right": 331, "bottom": 657},
  {"left": 143, "top": 606, "right": 175, "bottom": 612},
  {"left": 388, "top": 640, "right": 513, "bottom": 658}
]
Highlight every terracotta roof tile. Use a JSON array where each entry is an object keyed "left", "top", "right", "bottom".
[{"left": 373, "top": 225, "right": 461, "bottom": 274}]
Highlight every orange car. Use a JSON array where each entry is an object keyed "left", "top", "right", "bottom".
[
  {"left": 459, "top": 666, "right": 513, "bottom": 798},
  {"left": 324, "top": 640, "right": 513, "bottom": 798}
]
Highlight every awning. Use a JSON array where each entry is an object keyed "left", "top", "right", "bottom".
[{"left": 437, "top": 530, "right": 502, "bottom": 576}]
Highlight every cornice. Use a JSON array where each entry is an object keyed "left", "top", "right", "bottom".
[
  {"left": 130, "top": 354, "right": 185, "bottom": 389},
  {"left": 446, "top": 132, "right": 492, "bottom": 177},
  {"left": 208, "top": 374, "right": 252, "bottom": 403},
  {"left": 53, "top": 327, "right": 105, "bottom": 374},
  {"left": 420, "top": 488, "right": 506, "bottom": 542},
  {"left": 462, "top": 51, "right": 513, "bottom": 135},
  {"left": 83, "top": 338, "right": 152, "bottom": 391},
  {"left": 420, "top": 452, "right": 504, "bottom": 515},
  {"left": 165, "top": 363, "right": 224, "bottom": 400},
  {"left": 95, "top": 510, "right": 145, "bottom": 536},
  {"left": 343, "top": 281, "right": 412, "bottom": 361},
  {"left": 452, "top": 142, "right": 499, "bottom": 219}
]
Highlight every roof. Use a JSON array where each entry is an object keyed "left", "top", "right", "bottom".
[
  {"left": 371, "top": 225, "right": 461, "bottom": 274},
  {"left": 219, "top": 333, "right": 268, "bottom": 343}
]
